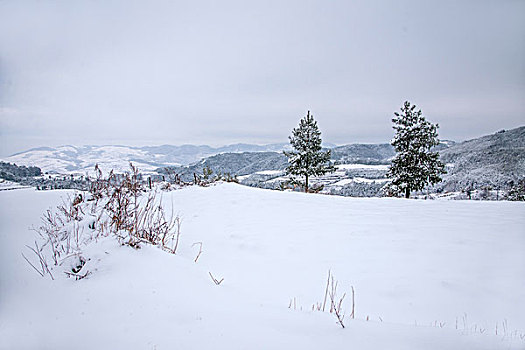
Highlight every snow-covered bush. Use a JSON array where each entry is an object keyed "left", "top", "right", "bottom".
[{"left": 23, "top": 163, "right": 182, "bottom": 280}]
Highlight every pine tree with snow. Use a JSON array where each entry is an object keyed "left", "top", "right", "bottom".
[
  {"left": 507, "top": 179, "right": 525, "bottom": 201},
  {"left": 387, "top": 101, "right": 446, "bottom": 198},
  {"left": 284, "top": 111, "right": 335, "bottom": 193}
]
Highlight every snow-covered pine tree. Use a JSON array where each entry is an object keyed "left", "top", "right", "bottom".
[
  {"left": 387, "top": 101, "right": 446, "bottom": 198},
  {"left": 507, "top": 179, "right": 525, "bottom": 201},
  {"left": 284, "top": 111, "right": 335, "bottom": 193}
]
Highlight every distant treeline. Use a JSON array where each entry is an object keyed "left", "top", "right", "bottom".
[
  {"left": 0, "top": 162, "right": 42, "bottom": 181},
  {"left": 0, "top": 162, "right": 91, "bottom": 190}
]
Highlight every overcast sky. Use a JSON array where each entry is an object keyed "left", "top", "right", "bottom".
[{"left": 1, "top": 0, "right": 524, "bottom": 156}]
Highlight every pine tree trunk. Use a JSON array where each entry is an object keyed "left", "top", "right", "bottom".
[
  {"left": 405, "top": 187, "right": 410, "bottom": 198},
  {"left": 305, "top": 175, "right": 309, "bottom": 193}
]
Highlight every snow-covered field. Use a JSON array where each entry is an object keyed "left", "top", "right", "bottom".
[
  {"left": 240, "top": 163, "right": 390, "bottom": 192},
  {"left": 335, "top": 164, "right": 390, "bottom": 170},
  {"left": 0, "top": 179, "right": 29, "bottom": 191},
  {"left": 1, "top": 184, "right": 524, "bottom": 349}
]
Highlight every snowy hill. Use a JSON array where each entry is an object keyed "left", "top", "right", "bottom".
[
  {"left": 331, "top": 143, "right": 396, "bottom": 164},
  {"left": 330, "top": 141, "right": 454, "bottom": 165},
  {"left": 1, "top": 183, "right": 524, "bottom": 349},
  {"left": 157, "top": 151, "right": 289, "bottom": 179},
  {"left": 438, "top": 126, "right": 525, "bottom": 191},
  {"left": 3, "top": 143, "right": 292, "bottom": 174}
]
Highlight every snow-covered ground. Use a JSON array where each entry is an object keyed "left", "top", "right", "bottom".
[
  {"left": 332, "top": 177, "right": 390, "bottom": 186},
  {"left": 240, "top": 163, "right": 390, "bottom": 192},
  {"left": 1, "top": 184, "right": 524, "bottom": 349},
  {"left": 335, "top": 164, "right": 390, "bottom": 170},
  {"left": 0, "top": 179, "right": 29, "bottom": 191}
]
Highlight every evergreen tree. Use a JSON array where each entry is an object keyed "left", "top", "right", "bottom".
[
  {"left": 387, "top": 101, "right": 446, "bottom": 198},
  {"left": 507, "top": 179, "right": 525, "bottom": 201},
  {"left": 284, "top": 111, "right": 335, "bottom": 192}
]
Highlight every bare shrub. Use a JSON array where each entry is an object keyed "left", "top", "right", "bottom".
[
  {"left": 58, "top": 193, "right": 84, "bottom": 222},
  {"left": 25, "top": 201, "right": 87, "bottom": 279},
  {"left": 32, "top": 205, "right": 84, "bottom": 267},
  {"left": 88, "top": 164, "right": 105, "bottom": 204},
  {"left": 132, "top": 191, "right": 181, "bottom": 254},
  {"left": 102, "top": 169, "right": 137, "bottom": 237},
  {"left": 25, "top": 163, "right": 184, "bottom": 280},
  {"left": 93, "top": 163, "right": 182, "bottom": 252}
]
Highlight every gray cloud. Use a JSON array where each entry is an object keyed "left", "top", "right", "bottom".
[{"left": 1, "top": 0, "right": 524, "bottom": 156}]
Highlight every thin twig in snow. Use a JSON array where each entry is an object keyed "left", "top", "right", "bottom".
[{"left": 209, "top": 272, "right": 224, "bottom": 285}]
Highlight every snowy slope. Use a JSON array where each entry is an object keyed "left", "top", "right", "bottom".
[
  {"left": 438, "top": 126, "right": 525, "bottom": 191},
  {"left": 1, "top": 184, "right": 524, "bottom": 349},
  {"left": 2, "top": 143, "right": 293, "bottom": 174},
  {"left": 3, "top": 145, "right": 167, "bottom": 174}
]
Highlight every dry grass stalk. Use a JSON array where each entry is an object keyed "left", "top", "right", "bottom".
[
  {"left": 192, "top": 242, "right": 203, "bottom": 262},
  {"left": 209, "top": 272, "right": 224, "bottom": 285},
  {"left": 328, "top": 275, "right": 346, "bottom": 328},
  {"left": 322, "top": 269, "right": 331, "bottom": 312},
  {"left": 350, "top": 285, "right": 355, "bottom": 319},
  {"left": 22, "top": 241, "right": 54, "bottom": 280}
]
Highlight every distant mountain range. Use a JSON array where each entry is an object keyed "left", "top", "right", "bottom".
[
  {"left": 3, "top": 127, "right": 524, "bottom": 196},
  {"left": 2, "top": 140, "right": 408, "bottom": 175},
  {"left": 3, "top": 143, "right": 295, "bottom": 174}
]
